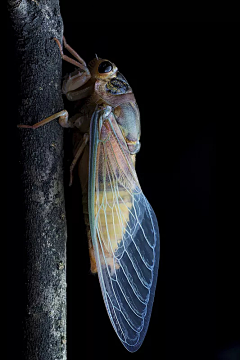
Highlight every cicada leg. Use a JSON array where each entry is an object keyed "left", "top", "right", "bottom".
[
  {"left": 53, "top": 37, "right": 85, "bottom": 70},
  {"left": 62, "top": 36, "right": 86, "bottom": 67},
  {"left": 17, "top": 110, "right": 73, "bottom": 129},
  {"left": 54, "top": 37, "right": 91, "bottom": 96},
  {"left": 69, "top": 133, "right": 89, "bottom": 186},
  {"left": 62, "top": 72, "right": 93, "bottom": 100}
]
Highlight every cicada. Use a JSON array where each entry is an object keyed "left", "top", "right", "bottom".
[{"left": 18, "top": 37, "right": 160, "bottom": 352}]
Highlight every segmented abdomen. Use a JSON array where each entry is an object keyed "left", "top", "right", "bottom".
[{"left": 94, "top": 185, "right": 133, "bottom": 274}]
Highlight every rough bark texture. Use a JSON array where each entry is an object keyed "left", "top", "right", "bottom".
[{"left": 7, "top": 1, "right": 67, "bottom": 359}]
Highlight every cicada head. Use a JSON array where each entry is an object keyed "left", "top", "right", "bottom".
[{"left": 88, "top": 58, "right": 118, "bottom": 81}]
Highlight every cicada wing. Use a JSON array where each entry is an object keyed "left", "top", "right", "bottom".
[{"left": 88, "top": 108, "right": 160, "bottom": 352}]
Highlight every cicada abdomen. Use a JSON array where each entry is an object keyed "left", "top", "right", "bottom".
[{"left": 93, "top": 111, "right": 139, "bottom": 273}]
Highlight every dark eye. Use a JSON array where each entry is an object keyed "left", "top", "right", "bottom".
[{"left": 98, "top": 61, "right": 113, "bottom": 73}]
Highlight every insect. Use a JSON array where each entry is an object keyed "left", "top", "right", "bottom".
[{"left": 18, "top": 36, "right": 160, "bottom": 352}]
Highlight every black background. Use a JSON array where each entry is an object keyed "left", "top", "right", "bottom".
[{"left": 6, "top": 11, "right": 237, "bottom": 360}]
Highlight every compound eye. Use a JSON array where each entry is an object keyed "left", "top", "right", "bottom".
[{"left": 98, "top": 61, "right": 113, "bottom": 73}]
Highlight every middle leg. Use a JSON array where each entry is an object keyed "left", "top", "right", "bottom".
[{"left": 69, "top": 133, "right": 89, "bottom": 186}]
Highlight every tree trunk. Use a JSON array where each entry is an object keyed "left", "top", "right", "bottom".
[{"left": 7, "top": 1, "right": 67, "bottom": 359}]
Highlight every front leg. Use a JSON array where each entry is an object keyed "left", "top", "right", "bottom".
[
  {"left": 63, "top": 70, "right": 94, "bottom": 102},
  {"left": 54, "top": 37, "right": 92, "bottom": 101}
]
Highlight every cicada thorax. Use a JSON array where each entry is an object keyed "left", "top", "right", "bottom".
[
  {"left": 94, "top": 71, "right": 141, "bottom": 155},
  {"left": 105, "top": 75, "right": 130, "bottom": 95}
]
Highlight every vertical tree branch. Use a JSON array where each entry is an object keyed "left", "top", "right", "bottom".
[{"left": 7, "top": 1, "right": 67, "bottom": 359}]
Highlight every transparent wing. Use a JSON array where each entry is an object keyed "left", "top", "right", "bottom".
[{"left": 88, "top": 108, "right": 160, "bottom": 352}]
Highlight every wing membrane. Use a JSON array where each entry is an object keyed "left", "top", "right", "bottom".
[{"left": 88, "top": 108, "right": 160, "bottom": 352}]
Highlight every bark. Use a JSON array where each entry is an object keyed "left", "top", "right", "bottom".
[{"left": 7, "top": 1, "right": 67, "bottom": 359}]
